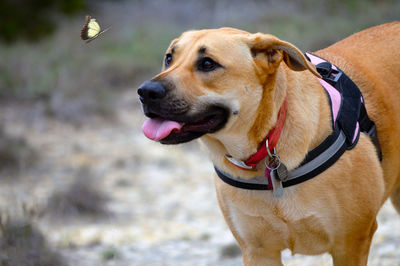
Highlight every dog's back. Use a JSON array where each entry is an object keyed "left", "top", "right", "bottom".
[{"left": 318, "top": 22, "right": 400, "bottom": 206}]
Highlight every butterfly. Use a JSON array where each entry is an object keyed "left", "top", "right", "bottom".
[{"left": 80, "top": 15, "right": 110, "bottom": 43}]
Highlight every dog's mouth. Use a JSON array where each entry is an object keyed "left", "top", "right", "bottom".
[{"left": 142, "top": 106, "right": 229, "bottom": 144}]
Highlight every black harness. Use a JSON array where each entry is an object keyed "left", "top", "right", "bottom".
[{"left": 214, "top": 53, "right": 382, "bottom": 191}]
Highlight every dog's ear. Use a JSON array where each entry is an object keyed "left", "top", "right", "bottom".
[{"left": 248, "top": 33, "right": 321, "bottom": 78}]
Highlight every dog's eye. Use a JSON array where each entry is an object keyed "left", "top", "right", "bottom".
[
  {"left": 198, "top": 57, "right": 220, "bottom": 72},
  {"left": 165, "top": 53, "right": 173, "bottom": 67}
]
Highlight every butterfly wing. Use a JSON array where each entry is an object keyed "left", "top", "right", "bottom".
[
  {"left": 87, "top": 19, "right": 101, "bottom": 38},
  {"left": 85, "top": 27, "right": 110, "bottom": 43},
  {"left": 81, "top": 15, "right": 109, "bottom": 43},
  {"left": 80, "top": 15, "right": 91, "bottom": 40}
]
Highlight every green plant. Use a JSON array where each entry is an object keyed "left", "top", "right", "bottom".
[
  {"left": 0, "top": 0, "right": 86, "bottom": 43},
  {"left": 101, "top": 247, "right": 118, "bottom": 261}
]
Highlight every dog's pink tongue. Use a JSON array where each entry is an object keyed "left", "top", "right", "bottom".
[{"left": 142, "top": 118, "right": 183, "bottom": 141}]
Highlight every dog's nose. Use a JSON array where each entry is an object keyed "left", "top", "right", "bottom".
[{"left": 138, "top": 81, "right": 166, "bottom": 103}]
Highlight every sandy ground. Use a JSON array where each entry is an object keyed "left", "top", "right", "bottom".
[{"left": 0, "top": 91, "right": 399, "bottom": 265}]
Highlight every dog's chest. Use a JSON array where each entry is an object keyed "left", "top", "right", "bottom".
[{"left": 226, "top": 191, "right": 332, "bottom": 254}]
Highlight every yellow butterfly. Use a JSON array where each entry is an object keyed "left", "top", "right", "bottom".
[{"left": 80, "top": 15, "right": 110, "bottom": 43}]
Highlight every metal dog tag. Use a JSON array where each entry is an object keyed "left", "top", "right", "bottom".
[
  {"left": 275, "top": 162, "right": 289, "bottom": 182},
  {"left": 270, "top": 169, "right": 283, "bottom": 198}
]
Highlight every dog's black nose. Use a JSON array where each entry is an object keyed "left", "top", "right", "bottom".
[{"left": 138, "top": 81, "right": 166, "bottom": 103}]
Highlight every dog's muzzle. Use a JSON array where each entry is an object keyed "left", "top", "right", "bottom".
[{"left": 137, "top": 80, "right": 229, "bottom": 144}]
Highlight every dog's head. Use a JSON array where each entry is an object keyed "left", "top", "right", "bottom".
[{"left": 138, "top": 28, "right": 319, "bottom": 145}]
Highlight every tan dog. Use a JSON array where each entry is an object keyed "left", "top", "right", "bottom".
[{"left": 138, "top": 22, "right": 400, "bottom": 265}]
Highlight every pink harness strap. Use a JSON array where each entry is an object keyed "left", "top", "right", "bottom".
[
  {"left": 306, "top": 52, "right": 362, "bottom": 145},
  {"left": 306, "top": 53, "right": 341, "bottom": 127}
]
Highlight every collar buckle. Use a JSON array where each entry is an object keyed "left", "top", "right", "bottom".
[{"left": 224, "top": 155, "right": 254, "bottom": 170}]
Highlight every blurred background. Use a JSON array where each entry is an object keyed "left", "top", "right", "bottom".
[{"left": 0, "top": 0, "right": 399, "bottom": 265}]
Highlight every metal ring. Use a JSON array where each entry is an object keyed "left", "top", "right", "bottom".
[
  {"left": 265, "top": 140, "right": 276, "bottom": 158},
  {"left": 265, "top": 154, "right": 281, "bottom": 170}
]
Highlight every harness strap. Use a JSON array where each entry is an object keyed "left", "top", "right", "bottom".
[
  {"left": 308, "top": 53, "right": 382, "bottom": 160},
  {"left": 215, "top": 127, "right": 346, "bottom": 190}
]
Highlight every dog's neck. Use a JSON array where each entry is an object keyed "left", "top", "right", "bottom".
[{"left": 200, "top": 66, "right": 333, "bottom": 178}]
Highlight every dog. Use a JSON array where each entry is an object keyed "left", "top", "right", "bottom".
[{"left": 137, "top": 22, "right": 400, "bottom": 265}]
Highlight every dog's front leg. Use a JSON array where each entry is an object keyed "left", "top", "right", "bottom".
[
  {"left": 215, "top": 180, "right": 285, "bottom": 266},
  {"left": 330, "top": 219, "right": 378, "bottom": 266},
  {"left": 242, "top": 249, "right": 283, "bottom": 266}
]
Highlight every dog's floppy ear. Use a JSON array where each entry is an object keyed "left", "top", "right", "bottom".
[{"left": 248, "top": 33, "right": 321, "bottom": 78}]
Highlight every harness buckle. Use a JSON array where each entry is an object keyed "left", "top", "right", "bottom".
[
  {"left": 316, "top": 62, "right": 342, "bottom": 85},
  {"left": 326, "top": 70, "right": 342, "bottom": 84}
]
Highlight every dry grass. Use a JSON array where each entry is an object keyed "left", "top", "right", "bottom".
[
  {"left": 46, "top": 167, "right": 109, "bottom": 220},
  {"left": 0, "top": 220, "right": 66, "bottom": 266},
  {"left": 0, "top": 206, "right": 66, "bottom": 266},
  {"left": 0, "top": 126, "right": 37, "bottom": 176}
]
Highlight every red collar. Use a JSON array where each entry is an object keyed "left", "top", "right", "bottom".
[{"left": 226, "top": 95, "right": 288, "bottom": 170}]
